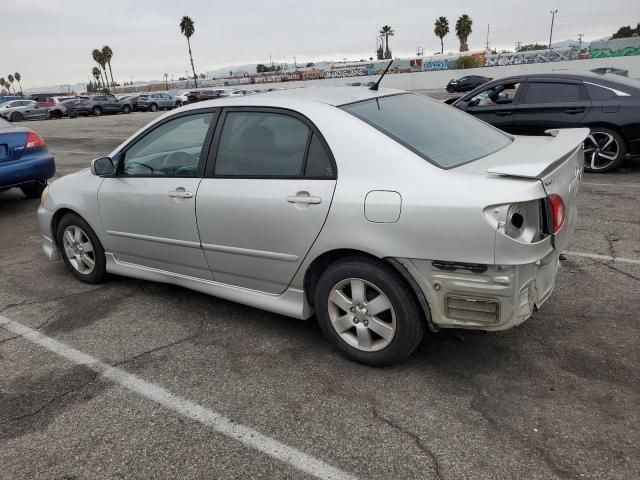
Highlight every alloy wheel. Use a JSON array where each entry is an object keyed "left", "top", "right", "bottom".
[
  {"left": 62, "top": 226, "right": 96, "bottom": 275},
  {"left": 583, "top": 132, "right": 620, "bottom": 171},
  {"left": 327, "top": 278, "right": 396, "bottom": 352}
]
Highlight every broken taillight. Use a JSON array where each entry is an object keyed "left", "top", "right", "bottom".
[{"left": 547, "top": 194, "right": 565, "bottom": 233}]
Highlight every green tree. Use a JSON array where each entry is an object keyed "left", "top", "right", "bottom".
[
  {"left": 92, "top": 66, "right": 103, "bottom": 91},
  {"left": 434, "top": 17, "right": 449, "bottom": 54},
  {"left": 92, "top": 49, "right": 108, "bottom": 91},
  {"left": 517, "top": 43, "right": 548, "bottom": 52},
  {"left": 180, "top": 16, "right": 198, "bottom": 88},
  {"left": 14, "top": 72, "right": 23, "bottom": 95},
  {"left": 455, "top": 14, "right": 473, "bottom": 52},
  {"left": 612, "top": 22, "right": 640, "bottom": 39},
  {"left": 102, "top": 45, "right": 115, "bottom": 86},
  {"left": 379, "top": 25, "right": 395, "bottom": 59},
  {"left": 7, "top": 74, "right": 15, "bottom": 93}
]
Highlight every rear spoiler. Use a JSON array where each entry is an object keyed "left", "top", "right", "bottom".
[{"left": 487, "top": 128, "right": 589, "bottom": 180}]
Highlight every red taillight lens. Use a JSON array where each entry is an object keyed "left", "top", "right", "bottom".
[
  {"left": 548, "top": 194, "right": 565, "bottom": 233},
  {"left": 25, "top": 131, "right": 46, "bottom": 149}
]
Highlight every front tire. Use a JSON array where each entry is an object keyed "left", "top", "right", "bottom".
[
  {"left": 10, "top": 112, "right": 23, "bottom": 122},
  {"left": 20, "top": 181, "right": 46, "bottom": 198},
  {"left": 583, "top": 127, "right": 626, "bottom": 173},
  {"left": 56, "top": 213, "right": 107, "bottom": 284},
  {"left": 149, "top": 103, "right": 159, "bottom": 112},
  {"left": 92, "top": 106, "right": 103, "bottom": 116},
  {"left": 122, "top": 105, "right": 131, "bottom": 114},
  {"left": 315, "top": 257, "right": 425, "bottom": 366}
]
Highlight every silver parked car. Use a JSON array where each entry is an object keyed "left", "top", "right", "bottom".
[
  {"left": 37, "top": 87, "right": 585, "bottom": 366},
  {"left": 0, "top": 99, "right": 49, "bottom": 121}
]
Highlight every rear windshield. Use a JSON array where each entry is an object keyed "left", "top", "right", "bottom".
[{"left": 340, "top": 93, "right": 512, "bottom": 168}]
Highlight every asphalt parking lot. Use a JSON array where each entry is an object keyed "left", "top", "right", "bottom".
[{"left": 1, "top": 109, "right": 640, "bottom": 480}]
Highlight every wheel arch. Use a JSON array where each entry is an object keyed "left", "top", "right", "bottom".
[
  {"left": 302, "top": 248, "right": 437, "bottom": 331},
  {"left": 50, "top": 207, "right": 98, "bottom": 249}
]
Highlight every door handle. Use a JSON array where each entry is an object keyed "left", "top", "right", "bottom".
[
  {"left": 169, "top": 189, "right": 193, "bottom": 199},
  {"left": 564, "top": 108, "right": 585, "bottom": 114},
  {"left": 287, "top": 194, "right": 321, "bottom": 205},
  {"left": 495, "top": 111, "right": 512, "bottom": 117}
]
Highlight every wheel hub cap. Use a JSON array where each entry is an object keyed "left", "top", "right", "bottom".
[{"left": 62, "top": 226, "right": 96, "bottom": 275}]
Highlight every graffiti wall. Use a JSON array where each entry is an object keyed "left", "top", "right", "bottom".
[
  {"left": 591, "top": 37, "right": 640, "bottom": 58},
  {"left": 484, "top": 47, "right": 579, "bottom": 67}
]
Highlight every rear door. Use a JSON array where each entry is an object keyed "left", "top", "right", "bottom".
[
  {"left": 196, "top": 108, "right": 337, "bottom": 294},
  {"left": 512, "top": 80, "right": 591, "bottom": 135},
  {"left": 462, "top": 80, "right": 524, "bottom": 132},
  {"left": 103, "top": 95, "right": 121, "bottom": 112}
]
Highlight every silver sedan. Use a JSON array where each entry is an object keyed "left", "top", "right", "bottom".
[
  {"left": 0, "top": 99, "right": 49, "bottom": 121},
  {"left": 37, "top": 87, "right": 585, "bottom": 366}
]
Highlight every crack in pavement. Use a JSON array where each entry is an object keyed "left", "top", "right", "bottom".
[
  {"left": 372, "top": 405, "right": 443, "bottom": 480},
  {"left": 8, "top": 372, "right": 100, "bottom": 424},
  {"left": 594, "top": 259, "right": 640, "bottom": 283}
]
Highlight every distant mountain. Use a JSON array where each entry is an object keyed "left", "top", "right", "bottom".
[{"left": 551, "top": 36, "right": 609, "bottom": 49}]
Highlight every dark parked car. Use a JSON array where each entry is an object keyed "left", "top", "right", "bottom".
[
  {"left": 136, "top": 93, "right": 182, "bottom": 111},
  {"left": 0, "top": 117, "right": 55, "bottom": 198},
  {"left": 446, "top": 75, "right": 492, "bottom": 93},
  {"left": 185, "top": 90, "right": 223, "bottom": 103},
  {"left": 74, "top": 94, "right": 132, "bottom": 116},
  {"left": 451, "top": 72, "right": 640, "bottom": 172}
]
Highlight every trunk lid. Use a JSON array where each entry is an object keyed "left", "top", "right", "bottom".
[{"left": 460, "top": 128, "right": 588, "bottom": 253}]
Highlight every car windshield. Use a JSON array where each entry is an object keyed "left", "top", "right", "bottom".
[
  {"left": 0, "top": 101, "right": 12, "bottom": 108},
  {"left": 340, "top": 93, "right": 512, "bottom": 168}
]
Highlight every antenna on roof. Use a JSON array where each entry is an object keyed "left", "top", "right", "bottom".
[{"left": 369, "top": 60, "right": 394, "bottom": 91}]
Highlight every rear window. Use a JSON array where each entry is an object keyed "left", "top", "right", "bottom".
[
  {"left": 522, "top": 82, "right": 587, "bottom": 104},
  {"left": 340, "top": 93, "right": 512, "bottom": 168}
]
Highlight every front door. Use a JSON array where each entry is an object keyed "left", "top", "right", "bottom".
[
  {"left": 462, "top": 80, "right": 523, "bottom": 133},
  {"left": 196, "top": 109, "right": 337, "bottom": 294},
  {"left": 512, "top": 80, "right": 591, "bottom": 135},
  {"left": 98, "top": 110, "right": 217, "bottom": 279}
]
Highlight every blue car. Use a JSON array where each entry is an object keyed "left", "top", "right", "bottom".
[{"left": 0, "top": 117, "right": 55, "bottom": 198}]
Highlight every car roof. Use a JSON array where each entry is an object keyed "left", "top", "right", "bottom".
[
  {"left": 486, "top": 71, "right": 640, "bottom": 90},
  {"left": 181, "top": 86, "right": 404, "bottom": 111}
]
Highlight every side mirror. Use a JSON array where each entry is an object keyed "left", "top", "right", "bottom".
[{"left": 91, "top": 157, "right": 115, "bottom": 176}]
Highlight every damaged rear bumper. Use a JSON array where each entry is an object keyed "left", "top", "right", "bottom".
[{"left": 396, "top": 250, "right": 559, "bottom": 331}]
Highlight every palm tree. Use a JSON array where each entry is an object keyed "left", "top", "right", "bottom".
[
  {"left": 92, "top": 67, "right": 103, "bottom": 91},
  {"left": 455, "top": 14, "right": 473, "bottom": 52},
  {"left": 102, "top": 45, "right": 115, "bottom": 87},
  {"left": 0, "top": 77, "right": 6, "bottom": 94},
  {"left": 379, "top": 25, "right": 395, "bottom": 59},
  {"left": 180, "top": 16, "right": 198, "bottom": 88},
  {"left": 7, "top": 74, "right": 15, "bottom": 94},
  {"left": 92, "top": 49, "right": 109, "bottom": 91},
  {"left": 14, "top": 72, "right": 23, "bottom": 95},
  {"left": 163, "top": 73, "right": 169, "bottom": 90},
  {"left": 434, "top": 17, "right": 449, "bottom": 54}
]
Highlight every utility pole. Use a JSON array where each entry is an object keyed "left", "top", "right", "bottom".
[
  {"left": 515, "top": 41, "right": 522, "bottom": 52},
  {"left": 549, "top": 9, "right": 558, "bottom": 49},
  {"left": 577, "top": 33, "right": 584, "bottom": 50},
  {"left": 486, "top": 24, "right": 490, "bottom": 51}
]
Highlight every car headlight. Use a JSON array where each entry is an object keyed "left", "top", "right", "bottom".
[{"left": 40, "top": 186, "right": 49, "bottom": 206}]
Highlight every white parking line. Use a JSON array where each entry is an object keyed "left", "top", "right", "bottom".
[
  {"left": 0, "top": 315, "right": 357, "bottom": 480},
  {"left": 566, "top": 251, "right": 640, "bottom": 265}
]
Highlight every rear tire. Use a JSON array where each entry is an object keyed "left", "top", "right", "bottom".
[
  {"left": 314, "top": 256, "right": 425, "bottom": 367},
  {"left": 68, "top": 109, "right": 78, "bottom": 118},
  {"left": 20, "top": 181, "right": 46, "bottom": 198},
  {"left": 92, "top": 106, "right": 103, "bottom": 116},
  {"left": 56, "top": 213, "right": 107, "bottom": 284},
  {"left": 10, "top": 112, "right": 23, "bottom": 122},
  {"left": 583, "top": 127, "right": 626, "bottom": 173},
  {"left": 49, "top": 110, "right": 63, "bottom": 119},
  {"left": 122, "top": 105, "right": 131, "bottom": 114},
  {"left": 149, "top": 103, "right": 159, "bottom": 112}
]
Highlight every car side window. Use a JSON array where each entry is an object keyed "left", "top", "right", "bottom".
[
  {"left": 469, "top": 83, "right": 521, "bottom": 107},
  {"left": 585, "top": 83, "right": 615, "bottom": 101},
  {"left": 522, "top": 82, "right": 587, "bottom": 104},
  {"left": 305, "top": 134, "right": 334, "bottom": 177},
  {"left": 122, "top": 112, "right": 214, "bottom": 177},
  {"left": 214, "top": 112, "right": 310, "bottom": 177}
]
